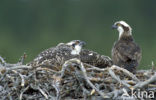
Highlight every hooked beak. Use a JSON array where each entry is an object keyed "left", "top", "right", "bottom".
[
  {"left": 79, "top": 41, "right": 86, "bottom": 47},
  {"left": 112, "top": 25, "right": 118, "bottom": 29}
]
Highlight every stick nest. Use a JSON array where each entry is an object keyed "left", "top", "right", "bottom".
[{"left": 0, "top": 55, "right": 156, "bottom": 100}]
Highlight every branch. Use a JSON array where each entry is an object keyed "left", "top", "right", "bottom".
[
  {"left": 18, "top": 52, "right": 27, "bottom": 65},
  {"left": 6, "top": 65, "right": 32, "bottom": 71},
  {"left": 19, "top": 86, "right": 29, "bottom": 100},
  {"left": 111, "top": 65, "right": 140, "bottom": 82},
  {"left": 19, "top": 73, "right": 25, "bottom": 87},
  {"left": 38, "top": 86, "right": 48, "bottom": 99},
  {"left": 78, "top": 60, "right": 109, "bottom": 98},
  {"left": 133, "top": 72, "right": 156, "bottom": 89},
  {"left": 85, "top": 63, "right": 109, "bottom": 72},
  {"left": 108, "top": 68, "right": 131, "bottom": 88},
  {"left": 61, "top": 58, "right": 109, "bottom": 98},
  {"left": 0, "top": 56, "right": 6, "bottom": 65},
  {"left": 107, "top": 72, "right": 156, "bottom": 98}
]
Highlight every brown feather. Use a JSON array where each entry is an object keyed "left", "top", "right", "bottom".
[{"left": 112, "top": 35, "right": 142, "bottom": 73}]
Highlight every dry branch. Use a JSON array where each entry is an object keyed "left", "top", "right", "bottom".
[{"left": 0, "top": 56, "right": 156, "bottom": 100}]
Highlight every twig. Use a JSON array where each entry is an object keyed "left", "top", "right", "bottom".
[
  {"left": 84, "top": 63, "right": 109, "bottom": 72},
  {"left": 78, "top": 60, "right": 109, "bottom": 98},
  {"left": 19, "top": 73, "right": 25, "bottom": 87},
  {"left": 36, "top": 67, "right": 59, "bottom": 73},
  {"left": 88, "top": 77, "right": 105, "bottom": 82},
  {"left": 60, "top": 58, "right": 79, "bottom": 77},
  {"left": 61, "top": 58, "right": 109, "bottom": 98},
  {"left": 123, "top": 80, "right": 136, "bottom": 85},
  {"left": 60, "top": 61, "right": 70, "bottom": 78},
  {"left": 8, "top": 93, "right": 13, "bottom": 100},
  {"left": 6, "top": 65, "right": 32, "bottom": 71},
  {"left": 133, "top": 72, "right": 156, "bottom": 89},
  {"left": 152, "top": 61, "right": 155, "bottom": 72},
  {"left": 52, "top": 82, "right": 60, "bottom": 100},
  {"left": 0, "top": 56, "right": 6, "bottom": 65},
  {"left": 38, "top": 86, "right": 48, "bottom": 99},
  {"left": 18, "top": 52, "right": 27, "bottom": 65},
  {"left": 19, "top": 86, "right": 29, "bottom": 100},
  {"left": 107, "top": 72, "right": 156, "bottom": 98},
  {"left": 108, "top": 68, "right": 131, "bottom": 88},
  {"left": 111, "top": 65, "right": 140, "bottom": 82}
]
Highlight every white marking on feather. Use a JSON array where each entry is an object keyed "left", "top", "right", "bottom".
[
  {"left": 71, "top": 45, "right": 82, "bottom": 55},
  {"left": 117, "top": 26, "right": 124, "bottom": 39},
  {"left": 115, "top": 21, "right": 132, "bottom": 39},
  {"left": 89, "top": 53, "right": 93, "bottom": 56},
  {"left": 66, "top": 41, "right": 75, "bottom": 46},
  {"left": 119, "top": 21, "right": 129, "bottom": 27}
]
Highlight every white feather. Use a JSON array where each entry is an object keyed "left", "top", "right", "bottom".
[
  {"left": 71, "top": 45, "right": 82, "bottom": 55},
  {"left": 115, "top": 21, "right": 132, "bottom": 39},
  {"left": 89, "top": 53, "right": 93, "bottom": 56},
  {"left": 66, "top": 41, "right": 75, "bottom": 46},
  {"left": 117, "top": 26, "right": 124, "bottom": 39},
  {"left": 119, "top": 21, "right": 129, "bottom": 27}
]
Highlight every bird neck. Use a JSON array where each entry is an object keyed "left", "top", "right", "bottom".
[
  {"left": 119, "top": 32, "right": 134, "bottom": 41},
  {"left": 71, "top": 45, "right": 82, "bottom": 55}
]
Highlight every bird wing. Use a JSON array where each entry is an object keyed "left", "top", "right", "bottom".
[
  {"left": 80, "top": 49, "right": 113, "bottom": 67},
  {"left": 28, "top": 44, "right": 73, "bottom": 67},
  {"left": 114, "top": 41, "right": 141, "bottom": 62}
]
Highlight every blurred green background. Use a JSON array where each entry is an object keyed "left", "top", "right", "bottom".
[{"left": 0, "top": 0, "right": 156, "bottom": 69}]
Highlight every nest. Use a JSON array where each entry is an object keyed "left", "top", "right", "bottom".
[{"left": 0, "top": 56, "right": 156, "bottom": 100}]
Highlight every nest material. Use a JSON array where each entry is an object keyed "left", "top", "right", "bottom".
[{"left": 0, "top": 56, "right": 156, "bottom": 100}]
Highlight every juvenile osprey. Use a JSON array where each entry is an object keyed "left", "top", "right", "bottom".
[
  {"left": 28, "top": 40, "right": 85, "bottom": 68},
  {"left": 111, "top": 21, "right": 142, "bottom": 73},
  {"left": 28, "top": 40, "right": 112, "bottom": 69}
]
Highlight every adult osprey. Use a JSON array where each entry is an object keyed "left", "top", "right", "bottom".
[
  {"left": 111, "top": 21, "right": 142, "bottom": 73},
  {"left": 28, "top": 40, "right": 112, "bottom": 69}
]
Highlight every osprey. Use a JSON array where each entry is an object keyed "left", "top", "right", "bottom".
[
  {"left": 28, "top": 40, "right": 112, "bottom": 69},
  {"left": 111, "top": 21, "right": 142, "bottom": 73},
  {"left": 28, "top": 40, "right": 85, "bottom": 68}
]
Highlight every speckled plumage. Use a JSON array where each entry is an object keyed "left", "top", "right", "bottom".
[
  {"left": 28, "top": 41, "right": 112, "bottom": 68},
  {"left": 80, "top": 49, "right": 112, "bottom": 68},
  {"left": 28, "top": 43, "right": 78, "bottom": 68}
]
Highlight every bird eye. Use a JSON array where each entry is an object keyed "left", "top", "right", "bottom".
[{"left": 117, "top": 23, "right": 121, "bottom": 26}]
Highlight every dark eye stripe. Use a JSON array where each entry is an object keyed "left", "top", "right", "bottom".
[
  {"left": 121, "top": 25, "right": 129, "bottom": 31},
  {"left": 75, "top": 41, "right": 79, "bottom": 44}
]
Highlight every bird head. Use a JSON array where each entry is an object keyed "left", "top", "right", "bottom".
[
  {"left": 112, "top": 21, "right": 132, "bottom": 39},
  {"left": 66, "top": 40, "right": 86, "bottom": 55}
]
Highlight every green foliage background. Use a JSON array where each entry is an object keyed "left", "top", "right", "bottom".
[{"left": 0, "top": 0, "right": 156, "bottom": 69}]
